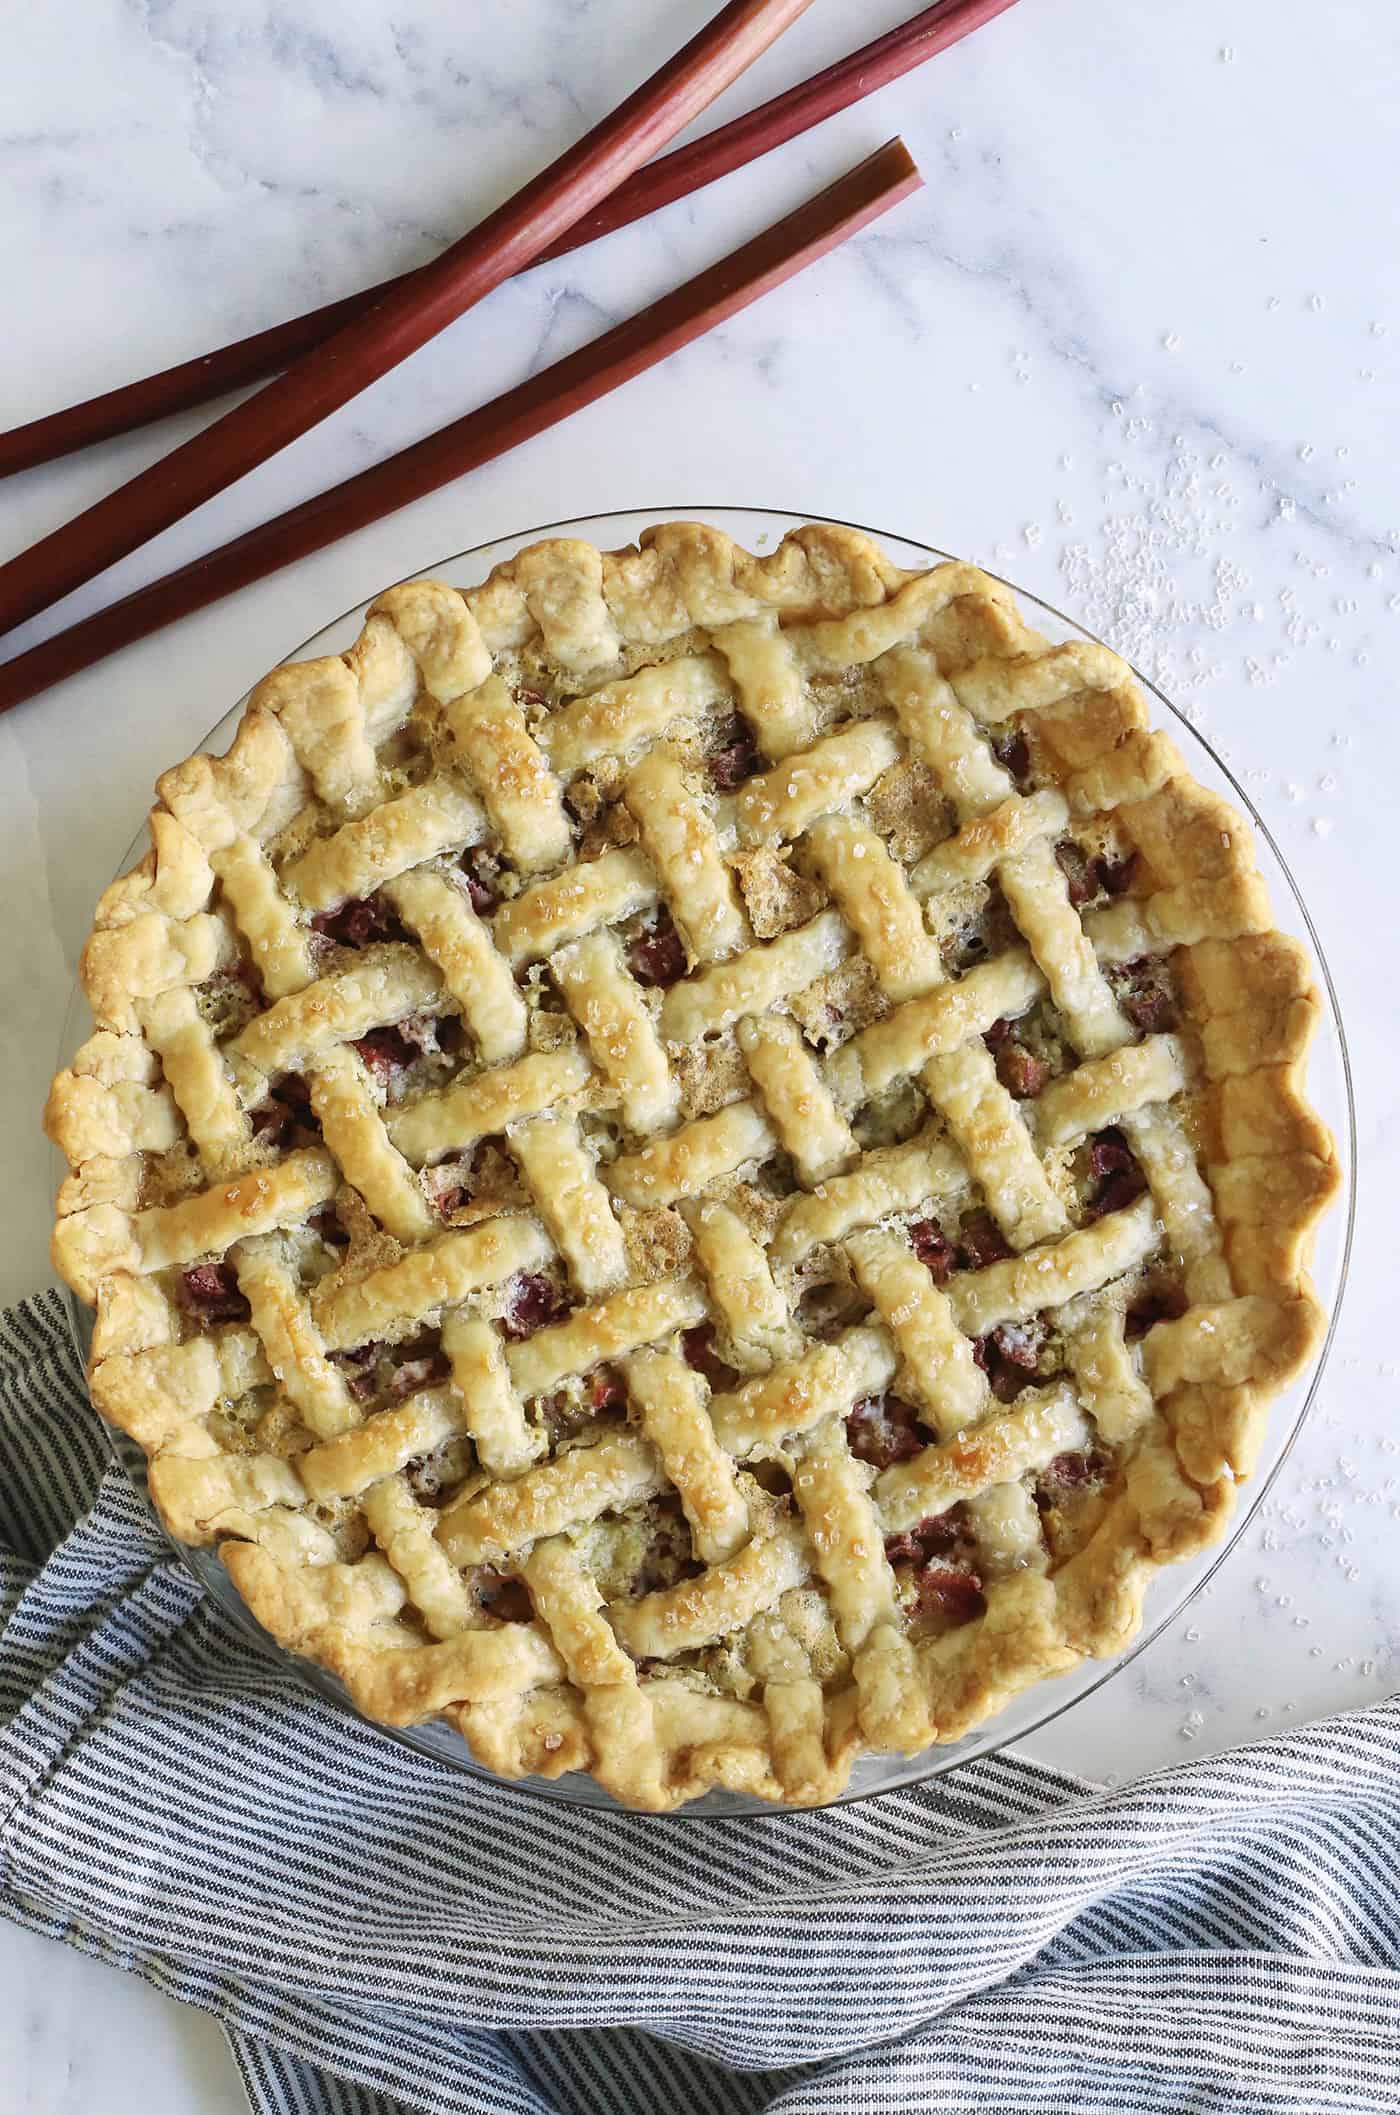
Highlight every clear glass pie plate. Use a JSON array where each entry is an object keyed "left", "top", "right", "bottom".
[{"left": 59, "top": 506, "right": 1355, "bottom": 1817}]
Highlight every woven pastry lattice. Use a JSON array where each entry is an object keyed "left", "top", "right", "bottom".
[{"left": 47, "top": 523, "right": 1337, "bottom": 1808}]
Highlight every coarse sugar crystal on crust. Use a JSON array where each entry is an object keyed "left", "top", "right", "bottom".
[{"left": 46, "top": 521, "right": 1339, "bottom": 1810}]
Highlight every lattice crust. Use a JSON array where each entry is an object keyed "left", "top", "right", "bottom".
[{"left": 47, "top": 522, "right": 1340, "bottom": 1811}]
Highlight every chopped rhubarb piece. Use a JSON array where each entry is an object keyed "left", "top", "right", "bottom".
[
  {"left": 422, "top": 1145, "right": 483, "bottom": 1219},
  {"left": 387, "top": 1349, "right": 451, "bottom": 1399},
  {"left": 1125, "top": 1282, "right": 1188, "bottom": 1339},
  {"left": 514, "top": 685, "right": 547, "bottom": 710},
  {"left": 629, "top": 912, "right": 687, "bottom": 988},
  {"left": 845, "top": 1393, "right": 927, "bottom": 1469},
  {"left": 883, "top": 1513, "right": 959, "bottom": 1566},
  {"left": 957, "top": 1209, "right": 1011, "bottom": 1271},
  {"left": 680, "top": 1323, "right": 739, "bottom": 1390},
  {"left": 982, "top": 1016, "right": 1013, "bottom": 1050},
  {"left": 1120, "top": 983, "right": 1176, "bottom": 1032},
  {"left": 249, "top": 1072, "right": 313, "bottom": 1146},
  {"left": 973, "top": 1319, "right": 1046, "bottom": 1402},
  {"left": 461, "top": 844, "right": 503, "bottom": 915},
  {"left": 1086, "top": 1128, "right": 1147, "bottom": 1218},
  {"left": 992, "top": 729, "right": 1031, "bottom": 788},
  {"left": 589, "top": 1367, "right": 627, "bottom": 1414},
  {"left": 909, "top": 1218, "right": 955, "bottom": 1284},
  {"left": 329, "top": 1342, "right": 381, "bottom": 1400},
  {"left": 476, "top": 1570, "right": 534, "bottom": 1624},
  {"left": 1040, "top": 1448, "right": 1110, "bottom": 1492},
  {"left": 991, "top": 1319, "right": 1043, "bottom": 1370},
  {"left": 1054, "top": 839, "right": 1096, "bottom": 908},
  {"left": 310, "top": 894, "right": 405, "bottom": 948},
  {"left": 352, "top": 1013, "right": 437, "bottom": 1084},
  {"left": 249, "top": 1098, "right": 295, "bottom": 1146},
  {"left": 709, "top": 716, "right": 763, "bottom": 791},
  {"left": 1095, "top": 849, "right": 1139, "bottom": 898},
  {"left": 1109, "top": 956, "right": 1178, "bottom": 1033},
  {"left": 179, "top": 1262, "right": 249, "bottom": 1323},
  {"left": 501, "top": 1272, "right": 568, "bottom": 1340},
  {"left": 1089, "top": 1128, "right": 1135, "bottom": 1179},
  {"left": 913, "top": 1564, "right": 985, "bottom": 1625},
  {"left": 352, "top": 1024, "right": 419, "bottom": 1084},
  {"left": 994, "top": 1041, "right": 1047, "bottom": 1099}
]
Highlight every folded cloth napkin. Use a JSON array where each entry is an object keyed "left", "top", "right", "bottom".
[{"left": 3, "top": 1290, "right": 1398, "bottom": 2115}]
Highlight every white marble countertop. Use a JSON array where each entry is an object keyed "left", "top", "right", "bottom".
[{"left": 3, "top": 0, "right": 1398, "bottom": 2106}]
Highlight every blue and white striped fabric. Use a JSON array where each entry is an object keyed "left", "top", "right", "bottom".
[{"left": 3, "top": 1288, "right": 1398, "bottom": 2115}]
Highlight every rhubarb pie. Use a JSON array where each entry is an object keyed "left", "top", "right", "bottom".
[{"left": 46, "top": 521, "right": 1338, "bottom": 1809}]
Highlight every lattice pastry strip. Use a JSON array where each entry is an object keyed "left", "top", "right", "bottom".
[
  {"left": 528, "top": 1546, "right": 685, "bottom": 1815},
  {"left": 794, "top": 1417, "right": 929, "bottom": 1754},
  {"left": 998, "top": 837, "right": 1130, "bottom": 1060},
  {"left": 552, "top": 931, "right": 678, "bottom": 1135},
  {"left": 622, "top": 751, "right": 748, "bottom": 964},
  {"left": 49, "top": 520, "right": 1338, "bottom": 1813},
  {"left": 300, "top": 1385, "right": 467, "bottom": 1503},
  {"left": 505, "top": 1276, "right": 706, "bottom": 1399},
  {"left": 772, "top": 1125, "right": 970, "bottom": 1266},
  {"left": 945, "top": 1195, "right": 1158, "bottom": 1337},
  {"left": 117, "top": 1148, "right": 338, "bottom": 1280},
  {"left": 608, "top": 1521, "right": 809, "bottom": 1659},
  {"left": 736, "top": 722, "right": 901, "bottom": 845},
  {"left": 440, "top": 1310, "right": 543, "bottom": 1477},
  {"left": 1034, "top": 1035, "right": 1187, "bottom": 1147},
  {"left": 231, "top": 1234, "right": 359, "bottom": 1438},
  {"left": 1056, "top": 1294, "right": 1155, "bottom": 1451},
  {"left": 229, "top": 951, "right": 445, "bottom": 1078},
  {"left": 683, "top": 1198, "right": 802, "bottom": 1370},
  {"left": 875, "top": 1385, "right": 1091, "bottom": 1534},
  {"left": 608, "top": 1101, "right": 776, "bottom": 1209},
  {"left": 211, "top": 835, "right": 317, "bottom": 1000},
  {"left": 911, "top": 789, "right": 1068, "bottom": 895},
  {"left": 966, "top": 1484, "right": 1048, "bottom": 1580},
  {"left": 659, "top": 909, "right": 850, "bottom": 1045},
  {"left": 623, "top": 1349, "right": 749, "bottom": 1564},
  {"left": 286, "top": 778, "right": 487, "bottom": 912},
  {"left": 444, "top": 676, "right": 572, "bottom": 873},
  {"left": 388, "top": 1047, "right": 592, "bottom": 1169},
  {"left": 709, "top": 1326, "right": 899, "bottom": 1457},
  {"left": 804, "top": 815, "right": 943, "bottom": 1001},
  {"left": 541, "top": 655, "right": 729, "bottom": 777},
  {"left": 361, "top": 1476, "right": 483, "bottom": 1641},
  {"left": 711, "top": 613, "right": 815, "bottom": 759},
  {"left": 384, "top": 869, "right": 527, "bottom": 1064},
  {"left": 492, "top": 848, "right": 656, "bottom": 966},
  {"left": 737, "top": 1015, "right": 857, "bottom": 1187},
  {"left": 314, "top": 1214, "right": 550, "bottom": 1352},
  {"left": 223, "top": 1541, "right": 566, "bottom": 1725},
  {"left": 437, "top": 1430, "right": 663, "bottom": 1567},
  {"left": 508, "top": 1113, "right": 627, "bottom": 1298},
  {"left": 920, "top": 1042, "right": 1068, "bottom": 1253},
  {"left": 845, "top": 1228, "right": 986, "bottom": 1440},
  {"left": 307, "top": 1045, "right": 437, "bottom": 1244},
  {"left": 137, "top": 986, "right": 246, "bottom": 1167},
  {"left": 1120, "top": 1104, "right": 1234, "bottom": 1305},
  {"left": 825, "top": 951, "right": 1044, "bottom": 1108}
]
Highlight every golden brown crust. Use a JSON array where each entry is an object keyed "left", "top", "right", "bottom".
[{"left": 46, "top": 520, "right": 1338, "bottom": 1809}]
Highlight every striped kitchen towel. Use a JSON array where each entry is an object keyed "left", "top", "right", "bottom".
[{"left": 2, "top": 1287, "right": 1398, "bottom": 2115}]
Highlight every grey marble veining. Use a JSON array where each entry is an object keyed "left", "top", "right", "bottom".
[{"left": 3, "top": 1, "right": 1397, "bottom": 2104}]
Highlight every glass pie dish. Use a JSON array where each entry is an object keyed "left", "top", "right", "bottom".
[{"left": 58, "top": 505, "right": 1355, "bottom": 1815}]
